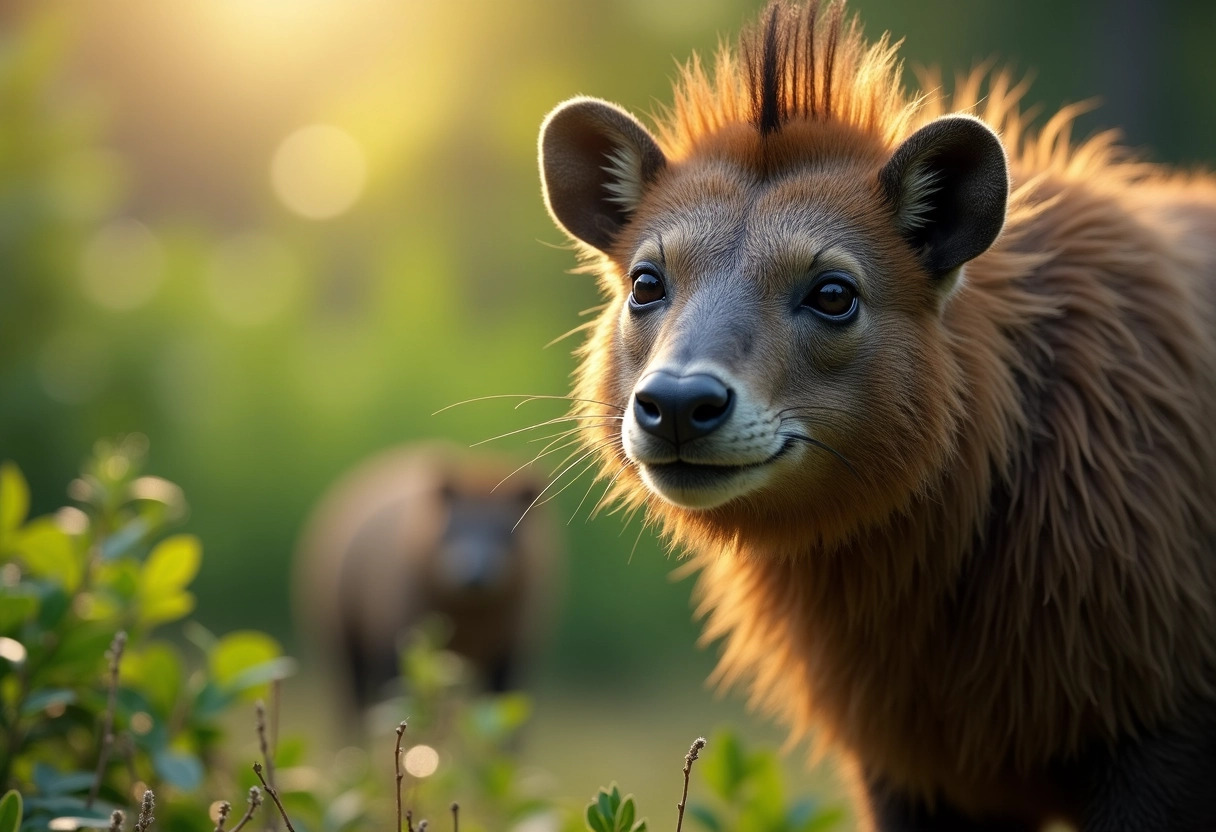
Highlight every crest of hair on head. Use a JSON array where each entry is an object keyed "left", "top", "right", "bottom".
[{"left": 654, "top": 0, "right": 918, "bottom": 159}]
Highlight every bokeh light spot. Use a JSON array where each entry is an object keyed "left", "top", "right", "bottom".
[
  {"left": 79, "top": 219, "right": 164, "bottom": 310},
  {"left": 271, "top": 124, "right": 366, "bottom": 219},
  {"left": 206, "top": 232, "right": 301, "bottom": 326},
  {"left": 402, "top": 744, "right": 439, "bottom": 778}
]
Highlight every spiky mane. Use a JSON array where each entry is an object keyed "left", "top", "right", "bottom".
[
  {"left": 658, "top": 0, "right": 914, "bottom": 156},
  {"left": 655, "top": 0, "right": 1147, "bottom": 188}
]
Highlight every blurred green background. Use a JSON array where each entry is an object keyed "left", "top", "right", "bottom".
[{"left": 3, "top": 0, "right": 1215, "bottom": 813}]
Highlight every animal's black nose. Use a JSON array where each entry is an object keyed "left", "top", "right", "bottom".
[{"left": 633, "top": 371, "right": 734, "bottom": 445}]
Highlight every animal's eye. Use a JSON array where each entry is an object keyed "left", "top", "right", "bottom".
[
  {"left": 629, "top": 266, "right": 666, "bottom": 308},
  {"left": 801, "top": 273, "right": 859, "bottom": 321}
]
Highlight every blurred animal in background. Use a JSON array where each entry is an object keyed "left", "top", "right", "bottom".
[{"left": 293, "top": 442, "right": 559, "bottom": 721}]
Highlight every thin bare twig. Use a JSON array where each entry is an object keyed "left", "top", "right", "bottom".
[
  {"left": 405, "top": 811, "right": 415, "bottom": 832},
  {"left": 451, "top": 802, "right": 459, "bottom": 832},
  {"left": 228, "top": 787, "right": 262, "bottom": 832},
  {"left": 395, "top": 720, "right": 409, "bottom": 832},
  {"left": 133, "top": 788, "right": 155, "bottom": 832},
  {"left": 676, "top": 737, "right": 706, "bottom": 832},
  {"left": 88, "top": 631, "right": 127, "bottom": 809},
  {"left": 212, "top": 800, "right": 231, "bottom": 832},
  {"left": 255, "top": 700, "right": 278, "bottom": 832},
  {"left": 253, "top": 763, "right": 296, "bottom": 832}
]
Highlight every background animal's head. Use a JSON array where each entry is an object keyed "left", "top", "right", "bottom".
[
  {"left": 422, "top": 459, "right": 543, "bottom": 597},
  {"left": 538, "top": 2, "right": 1009, "bottom": 548}
]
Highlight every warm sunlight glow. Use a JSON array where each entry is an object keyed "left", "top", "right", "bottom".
[
  {"left": 206, "top": 233, "right": 300, "bottom": 326},
  {"left": 402, "top": 743, "right": 439, "bottom": 778},
  {"left": 79, "top": 219, "right": 164, "bottom": 310},
  {"left": 270, "top": 124, "right": 366, "bottom": 220}
]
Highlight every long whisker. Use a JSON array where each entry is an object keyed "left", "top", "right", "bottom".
[
  {"left": 492, "top": 432, "right": 592, "bottom": 493},
  {"left": 515, "top": 439, "right": 618, "bottom": 531},
  {"left": 471, "top": 414, "right": 623, "bottom": 447},
  {"left": 513, "top": 396, "right": 623, "bottom": 413},
  {"left": 780, "top": 431, "right": 860, "bottom": 479},
  {"left": 433, "top": 393, "right": 625, "bottom": 415},
  {"left": 544, "top": 320, "right": 598, "bottom": 349},
  {"left": 588, "top": 456, "right": 633, "bottom": 521},
  {"left": 567, "top": 449, "right": 624, "bottom": 525},
  {"left": 527, "top": 421, "right": 620, "bottom": 444}
]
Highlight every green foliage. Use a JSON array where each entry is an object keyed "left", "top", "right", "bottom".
[
  {"left": 688, "top": 731, "right": 843, "bottom": 832},
  {"left": 583, "top": 784, "right": 646, "bottom": 832},
  {"left": 0, "top": 791, "right": 21, "bottom": 832},
  {"left": 0, "top": 438, "right": 293, "bottom": 831}
]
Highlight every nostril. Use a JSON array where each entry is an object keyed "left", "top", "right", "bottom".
[
  {"left": 636, "top": 396, "right": 661, "bottom": 420},
  {"left": 691, "top": 392, "right": 731, "bottom": 426}
]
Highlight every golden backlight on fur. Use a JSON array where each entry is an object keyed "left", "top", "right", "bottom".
[{"left": 538, "top": 1, "right": 1216, "bottom": 829}]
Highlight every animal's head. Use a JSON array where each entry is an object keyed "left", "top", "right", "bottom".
[
  {"left": 537, "top": 1, "right": 1009, "bottom": 548},
  {"left": 423, "top": 458, "right": 544, "bottom": 596}
]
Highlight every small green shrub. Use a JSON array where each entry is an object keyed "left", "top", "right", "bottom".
[
  {"left": 1, "top": 437, "right": 843, "bottom": 832},
  {"left": 0, "top": 437, "right": 292, "bottom": 831}
]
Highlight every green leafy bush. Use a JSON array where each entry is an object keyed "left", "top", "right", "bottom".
[
  {"left": 1, "top": 438, "right": 842, "bottom": 832},
  {"left": 0, "top": 437, "right": 293, "bottom": 831}
]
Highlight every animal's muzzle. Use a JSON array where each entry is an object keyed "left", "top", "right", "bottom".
[{"left": 632, "top": 370, "right": 734, "bottom": 446}]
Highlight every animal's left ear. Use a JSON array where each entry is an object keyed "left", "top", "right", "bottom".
[
  {"left": 879, "top": 115, "right": 1009, "bottom": 278},
  {"left": 539, "top": 97, "right": 667, "bottom": 252}
]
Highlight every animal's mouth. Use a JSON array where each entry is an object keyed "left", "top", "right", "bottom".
[{"left": 636, "top": 441, "right": 794, "bottom": 509}]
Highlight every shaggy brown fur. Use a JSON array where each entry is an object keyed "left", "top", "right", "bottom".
[
  {"left": 293, "top": 443, "right": 558, "bottom": 721},
  {"left": 537, "top": 2, "right": 1216, "bottom": 829}
]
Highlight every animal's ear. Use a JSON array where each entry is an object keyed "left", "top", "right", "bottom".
[
  {"left": 539, "top": 97, "right": 667, "bottom": 252},
  {"left": 879, "top": 115, "right": 1009, "bottom": 278}
]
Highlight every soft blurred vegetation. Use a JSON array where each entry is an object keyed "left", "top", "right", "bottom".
[{"left": 3, "top": 0, "right": 1214, "bottom": 816}]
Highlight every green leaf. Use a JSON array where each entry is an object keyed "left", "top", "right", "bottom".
[
  {"left": 122, "top": 643, "right": 182, "bottom": 716},
  {"left": 209, "top": 631, "right": 285, "bottom": 701},
  {"left": 584, "top": 803, "right": 610, "bottom": 832},
  {"left": 0, "top": 789, "right": 22, "bottom": 832},
  {"left": 0, "top": 463, "right": 29, "bottom": 547},
  {"left": 21, "top": 688, "right": 75, "bottom": 716},
  {"left": 44, "top": 624, "right": 116, "bottom": 678},
  {"left": 136, "top": 535, "right": 201, "bottom": 628},
  {"left": 35, "top": 587, "right": 70, "bottom": 630},
  {"left": 14, "top": 519, "right": 81, "bottom": 591},
  {"left": 700, "top": 731, "right": 748, "bottom": 803},
  {"left": 686, "top": 805, "right": 722, "bottom": 832},
  {"left": 0, "top": 592, "right": 38, "bottom": 633},
  {"left": 31, "top": 765, "right": 93, "bottom": 796},
  {"left": 632, "top": 823, "right": 646, "bottom": 832},
  {"left": 616, "top": 797, "right": 635, "bottom": 832},
  {"left": 223, "top": 656, "right": 297, "bottom": 695},
  {"left": 597, "top": 791, "right": 615, "bottom": 826},
  {"left": 137, "top": 591, "right": 195, "bottom": 629},
  {"left": 740, "top": 755, "right": 784, "bottom": 823},
  {"left": 153, "top": 750, "right": 203, "bottom": 790},
  {"left": 139, "top": 535, "right": 201, "bottom": 594}
]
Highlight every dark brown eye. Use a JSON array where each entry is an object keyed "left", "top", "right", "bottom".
[
  {"left": 801, "top": 274, "right": 858, "bottom": 321},
  {"left": 629, "top": 267, "right": 666, "bottom": 307}
]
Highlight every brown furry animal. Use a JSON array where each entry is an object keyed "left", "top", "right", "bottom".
[
  {"left": 293, "top": 443, "right": 557, "bottom": 718},
  {"left": 536, "top": 2, "right": 1216, "bottom": 829}
]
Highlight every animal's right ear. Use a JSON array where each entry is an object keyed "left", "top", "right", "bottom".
[
  {"left": 539, "top": 97, "right": 667, "bottom": 252},
  {"left": 879, "top": 115, "right": 1009, "bottom": 279}
]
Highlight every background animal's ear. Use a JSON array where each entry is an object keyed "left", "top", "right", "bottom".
[
  {"left": 539, "top": 97, "right": 667, "bottom": 252},
  {"left": 879, "top": 115, "right": 1009, "bottom": 278}
]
